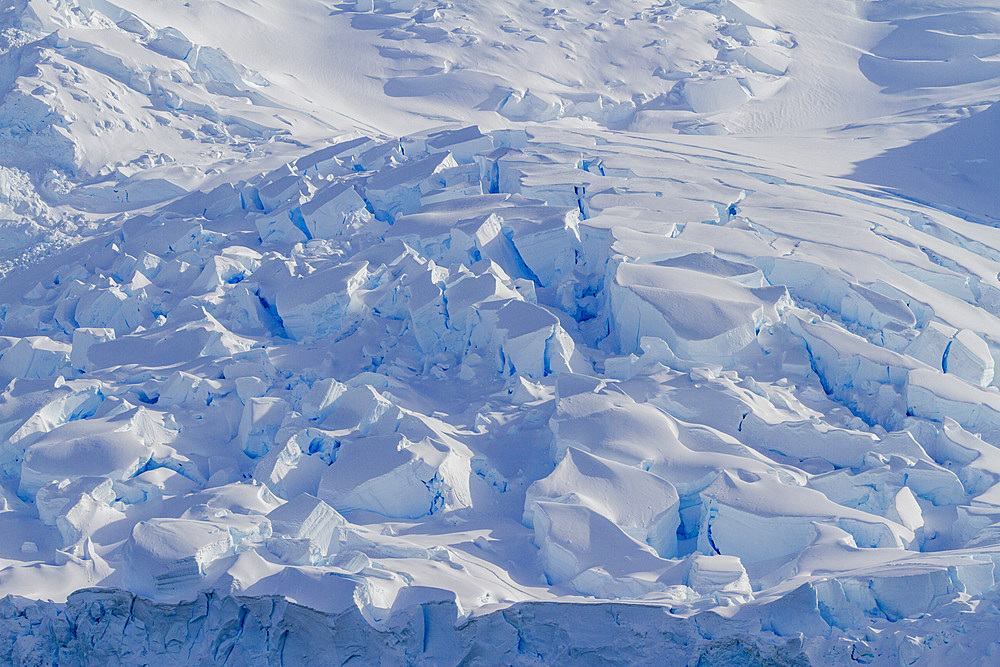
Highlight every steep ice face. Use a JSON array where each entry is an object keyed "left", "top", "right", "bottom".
[
  {"left": 316, "top": 433, "right": 473, "bottom": 519},
  {"left": 524, "top": 446, "right": 681, "bottom": 558},
  {"left": 608, "top": 261, "right": 790, "bottom": 363},
  {"left": 264, "top": 493, "right": 345, "bottom": 565},
  {"left": 697, "top": 472, "right": 915, "bottom": 564}
]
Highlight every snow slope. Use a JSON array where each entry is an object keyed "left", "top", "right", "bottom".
[{"left": 1, "top": 0, "right": 1000, "bottom": 664}]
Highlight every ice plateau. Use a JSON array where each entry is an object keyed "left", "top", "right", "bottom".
[{"left": 1, "top": 0, "right": 1000, "bottom": 664}]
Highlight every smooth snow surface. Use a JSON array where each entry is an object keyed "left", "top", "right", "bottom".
[{"left": 1, "top": 0, "right": 1000, "bottom": 664}]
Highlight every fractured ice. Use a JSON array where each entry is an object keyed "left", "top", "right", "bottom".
[{"left": 2, "top": 0, "right": 1000, "bottom": 663}]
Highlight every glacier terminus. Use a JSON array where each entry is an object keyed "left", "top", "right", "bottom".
[{"left": 1, "top": 0, "right": 1000, "bottom": 664}]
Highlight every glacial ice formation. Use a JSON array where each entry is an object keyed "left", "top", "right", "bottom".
[{"left": 1, "top": 0, "right": 1000, "bottom": 664}]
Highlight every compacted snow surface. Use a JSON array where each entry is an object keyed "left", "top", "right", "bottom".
[{"left": 1, "top": 0, "right": 1000, "bottom": 664}]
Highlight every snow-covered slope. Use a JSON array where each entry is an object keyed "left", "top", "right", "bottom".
[{"left": 1, "top": 0, "right": 1000, "bottom": 664}]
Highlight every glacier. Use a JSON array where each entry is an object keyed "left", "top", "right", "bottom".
[{"left": 1, "top": 0, "right": 1000, "bottom": 664}]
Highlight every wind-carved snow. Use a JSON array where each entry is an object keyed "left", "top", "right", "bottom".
[{"left": 1, "top": 0, "right": 1000, "bottom": 664}]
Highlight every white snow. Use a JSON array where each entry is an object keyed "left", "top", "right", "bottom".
[{"left": 1, "top": 0, "right": 1000, "bottom": 663}]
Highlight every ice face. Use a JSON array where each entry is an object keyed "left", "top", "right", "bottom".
[
  {"left": 530, "top": 500, "right": 669, "bottom": 590},
  {"left": 265, "top": 493, "right": 345, "bottom": 565},
  {"left": 0, "top": 337, "right": 71, "bottom": 381},
  {"left": 525, "top": 446, "right": 681, "bottom": 557},
  {"left": 316, "top": 433, "right": 472, "bottom": 519},
  {"left": 19, "top": 420, "right": 150, "bottom": 501}
]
